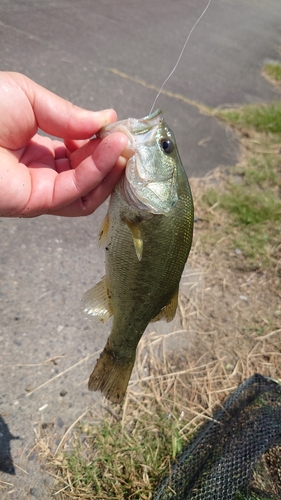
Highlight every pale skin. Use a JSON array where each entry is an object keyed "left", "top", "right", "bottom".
[{"left": 0, "top": 71, "right": 128, "bottom": 217}]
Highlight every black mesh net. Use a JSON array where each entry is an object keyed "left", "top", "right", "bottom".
[{"left": 152, "top": 374, "right": 281, "bottom": 500}]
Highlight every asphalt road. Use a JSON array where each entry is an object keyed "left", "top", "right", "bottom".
[{"left": 0, "top": 0, "right": 281, "bottom": 498}]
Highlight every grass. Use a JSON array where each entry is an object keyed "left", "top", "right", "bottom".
[
  {"left": 264, "top": 63, "right": 281, "bottom": 81},
  {"left": 216, "top": 101, "right": 281, "bottom": 133},
  {"left": 202, "top": 101, "right": 281, "bottom": 270},
  {"left": 51, "top": 401, "right": 186, "bottom": 498},
  {"left": 44, "top": 332, "right": 212, "bottom": 499},
  {"left": 203, "top": 179, "right": 281, "bottom": 268},
  {"left": 263, "top": 62, "right": 281, "bottom": 91},
  {"left": 204, "top": 183, "right": 281, "bottom": 226},
  {"left": 35, "top": 74, "right": 281, "bottom": 500},
  {"left": 58, "top": 418, "right": 168, "bottom": 497}
]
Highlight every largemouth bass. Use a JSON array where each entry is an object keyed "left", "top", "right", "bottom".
[{"left": 83, "top": 109, "right": 193, "bottom": 403}]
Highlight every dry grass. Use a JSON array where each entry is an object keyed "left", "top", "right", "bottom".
[
  {"left": 34, "top": 164, "right": 281, "bottom": 498},
  {"left": 36, "top": 284, "right": 281, "bottom": 498},
  {"left": 33, "top": 97, "right": 281, "bottom": 498}
]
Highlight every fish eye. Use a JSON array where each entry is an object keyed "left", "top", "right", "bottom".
[{"left": 160, "top": 137, "right": 174, "bottom": 154}]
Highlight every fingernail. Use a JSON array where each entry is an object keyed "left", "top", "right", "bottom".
[{"left": 99, "top": 109, "right": 117, "bottom": 127}]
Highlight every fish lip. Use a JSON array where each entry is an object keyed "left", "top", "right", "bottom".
[
  {"left": 98, "top": 109, "right": 163, "bottom": 140},
  {"left": 138, "top": 108, "right": 163, "bottom": 125}
]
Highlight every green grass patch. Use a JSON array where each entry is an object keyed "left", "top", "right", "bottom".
[
  {"left": 221, "top": 187, "right": 281, "bottom": 226},
  {"left": 245, "top": 155, "right": 278, "bottom": 185},
  {"left": 53, "top": 400, "right": 190, "bottom": 499},
  {"left": 203, "top": 101, "right": 281, "bottom": 269},
  {"left": 203, "top": 176, "right": 281, "bottom": 268},
  {"left": 216, "top": 101, "right": 281, "bottom": 134},
  {"left": 263, "top": 62, "right": 281, "bottom": 82},
  {"left": 205, "top": 185, "right": 281, "bottom": 226}
]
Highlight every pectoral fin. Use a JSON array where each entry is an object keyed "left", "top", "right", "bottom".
[
  {"left": 151, "top": 288, "right": 179, "bottom": 323},
  {"left": 82, "top": 276, "right": 113, "bottom": 322},
  {"left": 98, "top": 214, "right": 110, "bottom": 247},
  {"left": 125, "top": 219, "right": 143, "bottom": 261}
]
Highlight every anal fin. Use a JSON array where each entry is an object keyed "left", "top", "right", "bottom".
[{"left": 151, "top": 287, "right": 179, "bottom": 323}]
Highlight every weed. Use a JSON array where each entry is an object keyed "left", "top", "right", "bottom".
[
  {"left": 51, "top": 396, "right": 192, "bottom": 499},
  {"left": 216, "top": 101, "right": 281, "bottom": 134},
  {"left": 201, "top": 101, "right": 281, "bottom": 268},
  {"left": 221, "top": 187, "right": 280, "bottom": 225},
  {"left": 263, "top": 62, "right": 281, "bottom": 82}
]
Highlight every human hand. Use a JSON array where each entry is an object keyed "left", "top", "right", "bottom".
[{"left": 0, "top": 72, "right": 127, "bottom": 217}]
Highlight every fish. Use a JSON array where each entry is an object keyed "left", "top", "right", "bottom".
[{"left": 82, "top": 109, "right": 194, "bottom": 403}]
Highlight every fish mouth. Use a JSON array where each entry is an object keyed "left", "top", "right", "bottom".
[
  {"left": 132, "top": 109, "right": 163, "bottom": 133},
  {"left": 98, "top": 109, "right": 163, "bottom": 157}
]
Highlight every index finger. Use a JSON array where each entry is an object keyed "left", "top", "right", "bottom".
[{"left": 0, "top": 72, "right": 118, "bottom": 148}]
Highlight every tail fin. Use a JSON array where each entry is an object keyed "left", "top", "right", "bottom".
[{"left": 88, "top": 340, "right": 135, "bottom": 404}]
